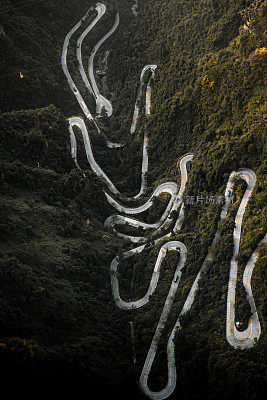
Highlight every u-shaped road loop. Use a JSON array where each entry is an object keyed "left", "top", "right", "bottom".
[
  {"left": 105, "top": 154, "right": 193, "bottom": 243},
  {"left": 130, "top": 65, "right": 157, "bottom": 134},
  {"left": 62, "top": 4, "right": 266, "bottom": 399},
  {"left": 225, "top": 170, "right": 266, "bottom": 348}
]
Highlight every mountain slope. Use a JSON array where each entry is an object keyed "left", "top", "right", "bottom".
[{"left": 0, "top": 1, "right": 266, "bottom": 399}]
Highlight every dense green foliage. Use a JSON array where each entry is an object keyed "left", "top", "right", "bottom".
[{"left": 0, "top": 0, "right": 266, "bottom": 399}]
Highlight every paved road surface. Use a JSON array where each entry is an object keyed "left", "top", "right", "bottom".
[
  {"left": 76, "top": 3, "right": 105, "bottom": 97},
  {"left": 61, "top": 6, "right": 95, "bottom": 121},
  {"left": 131, "top": 0, "right": 138, "bottom": 17},
  {"left": 225, "top": 169, "right": 264, "bottom": 348},
  {"left": 130, "top": 65, "right": 157, "bottom": 134},
  {"left": 87, "top": 11, "right": 119, "bottom": 116},
  {"left": 105, "top": 155, "right": 193, "bottom": 243},
  {"left": 62, "top": 3, "right": 122, "bottom": 146}
]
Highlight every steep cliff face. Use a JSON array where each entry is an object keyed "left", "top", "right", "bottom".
[{"left": 0, "top": 1, "right": 266, "bottom": 399}]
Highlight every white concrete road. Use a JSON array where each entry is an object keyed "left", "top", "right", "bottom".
[
  {"left": 61, "top": 6, "right": 95, "bottom": 121},
  {"left": 225, "top": 169, "right": 264, "bottom": 348},
  {"left": 76, "top": 3, "right": 105, "bottom": 97},
  {"left": 87, "top": 11, "right": 119, "bottom": 116},
  {"left": 62, "top": 3, "right": 121, "bottom": 145},
  {"left": 111, "top": 241, "right": 187, "bottom": 311},
  {"left": 105, "top": 155, "right": 193, "bottom": 243},
  {"left": 130, "top": 65, "right": 157, "bottom": 134},
  {"left": 139, "top": 244, "right": 187, "bottom": 400},
  {"left": 131, "top": 0, "right": 139, "bottom": 17}
]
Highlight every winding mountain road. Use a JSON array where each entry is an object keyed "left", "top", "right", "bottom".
[
  {"left": 105, "top": 154, "right": 193, "bottom": 243},
  {"left": 87, "top": 11, "right": 119, "bottom": 116},
  {"left": 225, "top": 170, "right": 265, "bottom": 348},
  {"left": 76, "top": 3, "right": 105, "bottom": 98},
  {"left": 68, "top": 98, "right": 154, "bottom": 202},
  {"left": 131, "top": 0, "right": 139, "bottom": 17},
  {"left": 62, "top": 3, "right": 157, "bottom": 199},
  {"left": 62, "top": 3, "right": 122, "bottom": 146},
  {"left": 62, "top": 6, "right": 95, "bottom": 121},
  {"left": 69, "top": 116, "right": 120, "bottom": 194},
  {"left": 130, "top": 65, "right": 157, "bottom": 134},
  {"left": 137, "top": 168, "right": 264, "bottom": 399},
  {"left": 62, "top": 3, "right": 266, "bottom": 400}
]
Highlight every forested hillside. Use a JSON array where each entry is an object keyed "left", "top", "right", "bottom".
[{"left": 0, "top": 1, "right": 266, "bottom": 399}]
